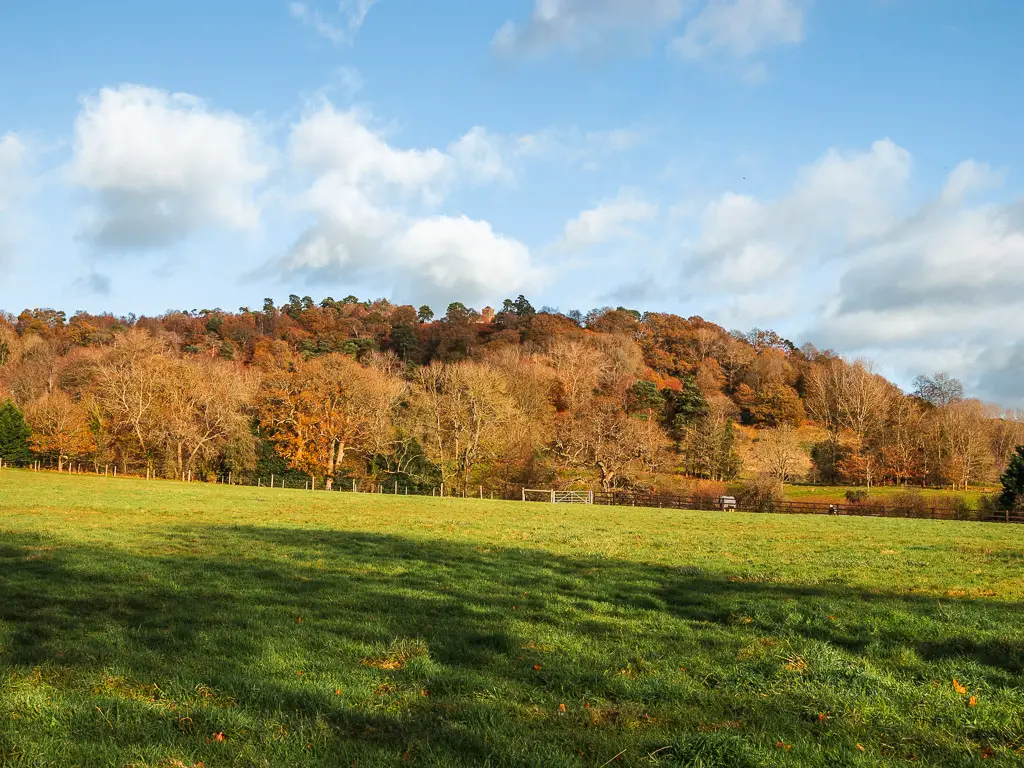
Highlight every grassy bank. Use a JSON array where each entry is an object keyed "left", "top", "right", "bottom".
[
  {"left": 781, "top": 484, "right": 991, "bottom": 506},
  {"left": 1, "top": 470, "right": 1021, "bottom": 766}
]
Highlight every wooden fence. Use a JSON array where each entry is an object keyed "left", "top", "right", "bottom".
[{"left": 591, "top": 490, "right": 1024, "bottom": 524}]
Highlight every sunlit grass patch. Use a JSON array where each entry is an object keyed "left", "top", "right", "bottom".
[{"left": 0, "top": 470, "right": 1022, "bottom": 766}]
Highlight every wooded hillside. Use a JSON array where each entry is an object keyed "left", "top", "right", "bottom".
[{"left": 1, "top": 296, "right": 1020, "bottom": 495}]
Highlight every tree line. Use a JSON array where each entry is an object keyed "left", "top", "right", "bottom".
[{"left": 0, "top": 296, "right": 1021, "bottom": 500}]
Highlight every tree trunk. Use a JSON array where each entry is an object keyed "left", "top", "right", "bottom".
[{"left": 325, "top": 439, "right": 337, "bottom": 490}]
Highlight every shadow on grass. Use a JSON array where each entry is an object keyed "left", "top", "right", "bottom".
[{"left": 1, "top": 526, "right": 1022, "bottom": 767}]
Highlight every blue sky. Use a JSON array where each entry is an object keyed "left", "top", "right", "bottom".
[{"left": 1, "top": 0, "right": 1023, "bottom": 405}]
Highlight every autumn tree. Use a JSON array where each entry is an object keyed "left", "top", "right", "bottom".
[
  {"left": 93, "top": 330, "right": 170, "bottom": 471},
  {"left": 260, "top": 354, "right": 403, "bottom": 489},
  {"left": 880, "top": 395, "right": 926, "bottom": 486},
  {"left": 159, "top": 357, "right": 256, "bottom": 479},
  {"left": 410, "top": 360, "right": 542, "bottom": 495},
  {"left": 553, "top": 396, "right": 640, "bottom": 490},
  {"left": 25, "top": 391, "right": 96, "bottom": 471},
  {"left": 751, "top": 425, "right": 807, "bottom": 485},
  {"left": 935, "top": 400, "right": 994, "bottom": 490},
  {"left": 913, "top": 372, "right": 964, "bottom": 407},
  {"left": 806, "top": 358, "right": 893, "bottom": 486},
  {"left": 543, "top": 338, "right": 608, "bottom": 411}
]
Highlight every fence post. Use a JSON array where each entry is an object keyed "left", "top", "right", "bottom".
[
  {"left": 440, "top": 483, "right": 444, "bottom": 497},
  {"left": 522, "top": 488, "right": 526, "bottom": 502}
]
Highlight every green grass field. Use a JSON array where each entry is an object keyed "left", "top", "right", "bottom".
[
  {"left": 780, "top": 484, "right": 990, "bottom": 506},
  {"left": 1, "top": 471, "right": 1022, "bottom": 767}
]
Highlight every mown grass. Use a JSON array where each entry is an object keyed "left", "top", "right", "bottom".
[{"left": 0, "top": 470, "right": 1022, "bottom": 767}]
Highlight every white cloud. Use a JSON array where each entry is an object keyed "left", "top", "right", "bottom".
[
  {"left": 71, "top": 85, "right": 270, "bottom": 250},
  {"left": 290, "top": 103, "right": 448, "bottom": 198},
  {"left": 0, "top": 133, "right": 32, "bottom": 261},
  {"left": 687, "top": 138, "right": 911, "bottom": 285},
  {"left": 561, "top": 188, "right": 659, "bottom": 249},
  {"left": 289, "top": 0, "right": 380, "bottom": 45},
  {"left": 391, "top": 216, "right": 538, "bottom": 299},
  {"left": 494, "top": 0, "right": 687, "bottom": 56},
  {"left": 674, "top": 138, "right": 1022, "bottom": 405},
  {"left": 672, "top": 0, "right": 804, "bottom": 59},
  {"left": 271, "top": 102, "right": 545, "bottom": 304},
  {"left": 818, "top": 195, "right": 1024, "bottom": 354},
  {"left": 940, "top": 160, "right": 1002, "bottom": 204},
  {"left": 448, "top": 127, "right": 518, "bottom": 186},
  {"left": 0, "top": 133, "right": 30, "bottom": 212}
]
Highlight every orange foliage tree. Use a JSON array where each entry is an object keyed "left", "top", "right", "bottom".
[{"left": 259, "top": 354, "right": 403, "bottom": 489}]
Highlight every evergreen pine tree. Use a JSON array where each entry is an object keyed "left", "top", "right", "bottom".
[
  {"left": 999, "top": 446, "right": 1024, "bottom": 510},
  {"left": 0, "top": 399, "right": 32, "bottom": 464}
]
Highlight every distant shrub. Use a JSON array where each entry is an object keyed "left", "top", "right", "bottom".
[
  {"left": 845, "top": 489, "right": 869, "bottom": 505},
  {"left": 738, "top": 474, "right": 783, "bottom": 513},
  {"left": 933, "top": 495, "right": 976, "bottom": 520},
  {"left": 978, "top": 494, "right": 1002, "bottom": 518},
  {"left": 889, "top": 490, "right": 928, "bottom": 515},
  {"left": 687, "top": 480, "right": 728, "bottom": 505}
]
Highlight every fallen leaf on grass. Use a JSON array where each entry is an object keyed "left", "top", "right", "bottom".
[
  {"left": 211, "top": 732, "right": 226, "bottom": 743},
  {"left": 953, "top": 679, "right": 967, "bottom": 695},
  {"left": 855, "top": 744, "right": 865, "bottom": 752},
  {"left": 776, "top": 742, "right": 792, "bottom": 750},
  {"left": 969, "top": 696, "right": 977, "bottom": 707},
  {"left": 533, "top": 665, "right": 542, "bottom": 671},
  {"left": 558, "top": 703, "right": 567, "bottom": 714},
  {"left": 981, "top": 746, "right": 995, "bottom": 759},
  {"left": 817, "top": 713, "right": 829, "bottom": 722}
]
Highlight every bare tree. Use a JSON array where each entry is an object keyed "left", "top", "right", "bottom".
[
  {"left": 751, "top": 425, "right": 807, "bottom": 484},
  {"left": 913, "top": 372, "right": 965, "bottom": 407},
  {"left": 937, "top": 400, "right": 994, "bottom": 490}
]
